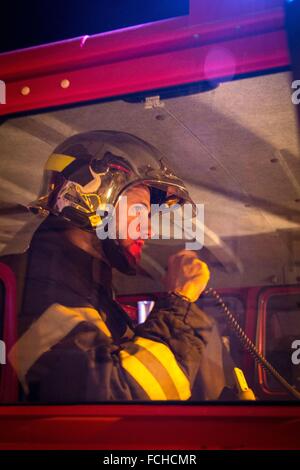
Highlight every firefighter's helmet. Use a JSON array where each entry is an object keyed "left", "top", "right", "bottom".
[
  {"left": 30, "top": 130, "right": 193, "bottom": 230},
  {"left": 29, "top": 130, "right": 195, "bottom": 274}
]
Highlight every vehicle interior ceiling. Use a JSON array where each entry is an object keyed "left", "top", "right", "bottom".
[{"left": 0, "top": 70, "right": 299, "bottom": 297}]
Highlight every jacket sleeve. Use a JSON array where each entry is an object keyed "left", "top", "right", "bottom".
[
  {"left": 129, "top": 294, "right": 214, "bottom": 400},
  {"left": 9, "top": 295, "right": 214, "bottom": 403}
]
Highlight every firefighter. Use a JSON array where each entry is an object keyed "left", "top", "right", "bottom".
[{"left": 7, "top": 130, "right": 234, "bottom": 402}]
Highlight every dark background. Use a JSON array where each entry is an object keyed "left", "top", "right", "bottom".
[{"left": 1, "top": 0, "right": 189, "bottom": 53}]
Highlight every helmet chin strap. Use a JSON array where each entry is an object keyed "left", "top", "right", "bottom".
[{"left": 102, "top": 238, "right": 137, "bottom": 275}]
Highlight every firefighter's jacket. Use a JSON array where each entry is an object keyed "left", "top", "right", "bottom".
[{"left": 5, "top": 217, "right": 234, "bottom": 403}]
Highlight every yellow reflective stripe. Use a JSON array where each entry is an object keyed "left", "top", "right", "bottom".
[
  {"left": 134, "top": 337, "right": 191, "bottom": 400},
  {"left": 8, "top": 303, "right": 111, "bottom": 388},
  {"left": 119, "top": 349, "right": 167, "bottom": 400},
  {"left": 120, "top": 337, "right": 191, "bottom": 400},
  {"left": 45, "top": 153, "right": 76, "bottom": 172},
  {"left": 125, "top": 342, "right": 180, "bottom": 399}
]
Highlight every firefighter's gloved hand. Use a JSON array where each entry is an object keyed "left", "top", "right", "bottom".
[{"left": 164, "top": 250, "right": 210, "bottom": 303}]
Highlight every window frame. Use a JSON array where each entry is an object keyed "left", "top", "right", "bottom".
[
  {"left": 256, "top": 286, "right": 300, "bottom": 398},
  {"left": 0, "top": 262, "right": 18, "bottom": 402}
]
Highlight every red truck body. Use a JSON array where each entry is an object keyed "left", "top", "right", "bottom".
[{"left": 0, "top": 0, "right": 300, "bottom": 450}]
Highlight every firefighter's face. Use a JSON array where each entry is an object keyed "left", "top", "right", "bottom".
[{"left": 116, "top": 185, "right": 151, "bottom": 263}]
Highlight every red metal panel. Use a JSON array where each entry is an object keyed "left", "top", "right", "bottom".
[
  {"left": 0, "top": 3, "right": 288, "bottom": 116},
  {"left": 0, "top": 404, "right": 300, "bottom": 449}
]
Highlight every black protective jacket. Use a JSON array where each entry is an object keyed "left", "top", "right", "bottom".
[{"left": 5, "top": 216, "right": 235, "bottom": 403}]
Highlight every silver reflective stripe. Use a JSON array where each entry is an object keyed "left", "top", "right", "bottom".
[{"left": 8, "top": 303, "right": 111, "bottom": 389}]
